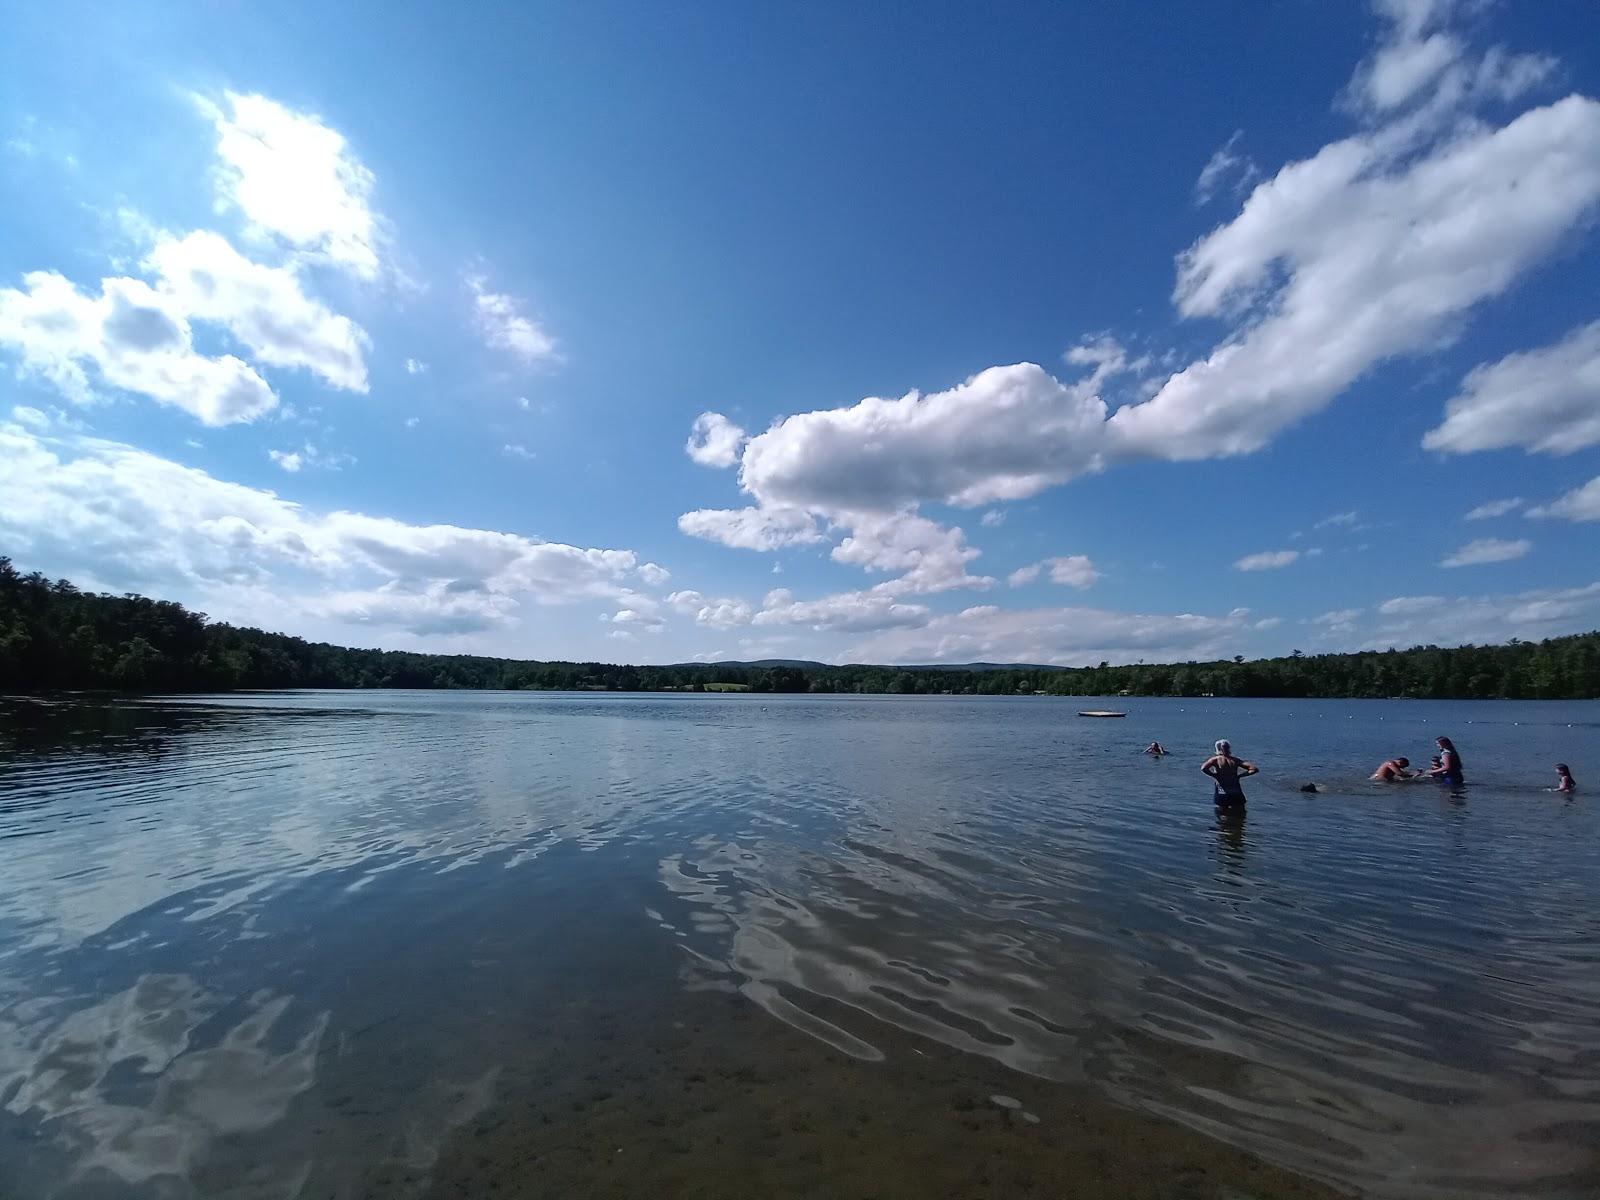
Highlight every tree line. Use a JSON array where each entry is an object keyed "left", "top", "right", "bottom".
[{"left": 3, "top": 557, "right": 1598, "bottom": 698}]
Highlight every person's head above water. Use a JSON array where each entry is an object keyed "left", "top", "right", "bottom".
[
  {"left": 1436, "top": 736, "right": 1457, "bottom": 753},
  {"left": 1395, "top": 757, "right": 1410, "bottom": 768},
  {"left": 1557, "top": 763, "right": 1572, "bottom": 775},
  {"left": 1215, "top": 739, "right": 1231, "bottom": 756}
]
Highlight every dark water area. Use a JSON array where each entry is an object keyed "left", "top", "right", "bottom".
[{"left": 1, "top": 692, "right": 1597, "bottom": 1198}]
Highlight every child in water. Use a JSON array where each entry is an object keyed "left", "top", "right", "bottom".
[{"left": 1554, "top": 764, "right": 1577, "bottom": 793}]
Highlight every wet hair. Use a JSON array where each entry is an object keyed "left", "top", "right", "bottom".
[
  {"left": 1436, "top": 736, "right": 1457, "bottom": 752},
  {"left": 1556, "top": 763, "right": 1571, "bottom": 774},
  {"left": 1395, "top": 757, "right": 1410, "bottom": 767},
  {"left": 1215, "top": 739, "right": 1231, "bottom": 755}
]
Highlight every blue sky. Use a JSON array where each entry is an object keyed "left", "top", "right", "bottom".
[{"left": 2, "top": 0, "right": 1599, "bottom": 666}]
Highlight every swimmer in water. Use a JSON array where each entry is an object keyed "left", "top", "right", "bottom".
[
  {"left": 1144, "top": 742, "right": 1167, "bottom": 756},
  {"left": 1424, "top": 737, "right": 1465, "bottom": 788},
  {"left": 1553, "top": 763, "right": 1577, "bottom": 793},
  {"left": 1370, "top": 756, "right": 1412, "bottom": 781},
  {"left": 1202, "top": 739, "right": 1258, "bottom": 809}
]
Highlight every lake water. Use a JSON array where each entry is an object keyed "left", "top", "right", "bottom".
[{"left": 1, "top": 692, "right": 1597, "bottom": 1199}]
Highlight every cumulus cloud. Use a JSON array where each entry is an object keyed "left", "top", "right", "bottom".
[
  {"left": 751, "top": 588, "right": 930, "bottom": 633},
  {"left": 677, "top": 506, "right": 823, "bottom": 552},
  {"left": 1009, "top": 555, "right": 1099, "bottom": 589},
  {"left": 1439, "top": 537, "right": 1531, "bottom": 567},
  {"left": 146, "top": 231, "right": 368, "bottom": 391},
  {"left": 1465, "top": 497, "right": 1524, "bottom": 520},
  {"left": 1234, "top": 550, "right": 1300, "bottom": 571},
  {"left": 404, "top": 357, "right": 427, "bottom": 374},
  {"left": 468, "top": 275, "right": 556, "bottom": 364},
  {"left": 738, "top": 363, "right": 1110, "bottom": 513},
  {"left": 637, "top": 562, "right": 671, "bottom": 586},
  {"left": 0, "top": 421, "right": 645, "bottom": 640},
  {"left": 1424, "top": 320, "right": 1600, "bottom": 456},
  {"left": 685, "top": 412, "right": 747, "bottom": 467},
  {"left": 980, "top": 509, "right": 1005, "bottom": 527},
  {"left": 268, "top": 443, "right": 349, "bottom": 473},
  {"left": 0, "top": 220, "right": 371, "bottom": 423},
  {"left": 676, "top": 9, "right": 1599, "bottom": 606},
  {"left": 1527, "top": 476, "right": 1600, "bottom": 522},
  {"left": 0, "top": 270, "right": 276, "bottom": 425},
  {"left": 607, "top": 608, "right": 665, "bottom": 632},
  {"left": 844, "top": 603, "right": 1256, "bottom": 667},
  {"left": 205, "top": 91, "right": 383, "bottom": 279},
  {"left": 1368, "top": 580, "right": 1600, "bottom": 648},
  {"left": 829, "top": 512, "right": 991, "bottom": 595},
  {"left": 1110, "top": 95, "right": 1600, "bottom": 461}
]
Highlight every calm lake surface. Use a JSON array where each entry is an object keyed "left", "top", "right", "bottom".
[{"left": 1, "top": 691, "right": 1597, "bottom": 1198}]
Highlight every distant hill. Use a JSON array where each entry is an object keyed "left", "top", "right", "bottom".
[
  {"left": 907, "top": 662, "right": 1066, "bottom": 672},
  {"left": 666, "top": 659, "right": 828, "bottom": 670}
]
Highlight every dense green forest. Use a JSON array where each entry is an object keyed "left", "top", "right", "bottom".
[{"left": 3, "top": 557, "right": 1598, "bottom": 698}]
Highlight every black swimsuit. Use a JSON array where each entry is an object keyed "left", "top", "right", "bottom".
[{"left": 1211, "top": 757, "right": 1246, "bottom": 806}]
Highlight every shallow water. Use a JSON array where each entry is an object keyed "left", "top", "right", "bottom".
[{"left": 1, "top": 691, "right": 1597, "bottom": 1198}]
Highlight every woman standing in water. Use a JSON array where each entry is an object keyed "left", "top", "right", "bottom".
[
  {"left": 1202, "top": 739, "right": 1258, "bottom": 810},
  {"left": 1425, "top": 736, "right": 1465, "bottom": 787}
]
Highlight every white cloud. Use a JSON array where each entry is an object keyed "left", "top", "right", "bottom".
[
  {"left": 1423, "top": 320, "right": 1600, "bottom": 456},
  {"left": 1195, "top": 130, "right": 1260, "bottom": 204},
  {"left": 677, "top": 506, "right": 823, "bottom": 552},
  {"left": 980, "top": 509, "right": 1005, "bottom": 527},
  {"left": 1465, "top": 497, "right": 1524, "bottom": 520},
  {"left": 1234, "top": 549, "right": 1300, "bottom": 571},
  {"left": 468, "top": 275, "right": 557, "bottom": 364},
  {"left": 1313, "top": 607, "right": 1364, "bottom": 627},
  {"left": 665, "top": 590, "right": 705, "bottom": 613},
  {"left": 1009, "top": 555, "right": 1100, "bottom": 590},
  {"left": 404, "top": 416, "right": 419, "bottom": 430},
  {"left": 1350, "top": 2, "right": 1554, "bottom": 116},
  {"left": 205, "top": 92, "right": 382, "bottom": 279},
  {"left": 502, "top": 443, "right": 535, "bottom": 460},
  {"left": 1379, "top": 595, "right": 1447, "bottom": 615},
  {"left": 1440, "top": 537, "right": 1531, "bottom": 567},
  {"left": 1315, "top": 510, "right": 1360, "bottom": 529},
  {"left": 751, "top": 588, "right": 930, "bottom": 633},
  {"left": 738, "top": 363, "right": 1110, "bottom": 513},
  {"left": 608, "top": 608, "right": 665, "bottom": 631},
  {"left": 146, "top": 231, "right": 368, "bottom": 391},
  {"left": 829, "top": 511, "right": 991, "bottom": 594},
  {"left": 692, "top": 598, "right": 755, "bottom": 630},
  {"left": 404, "top": 357, "right": 428, "bottom": 375},
  {"left": 1527, "top": 476, "right": 1600, "bottom": 522},
  {"left": 1110, "top": 95, "right": 1600, "bottom": 462},
  {"left": 676, "top": 9, "right": 1600, "bottom": 608},
  {"left": 1253, "top": 616, "right": 1284, "bottom": 630},
  {"left": 1368, "top": 580, "right": 1600, "bottom": 648},
  {"left": 0, "top": 270, "right": 276, "bottom": 425},
  {"left": 0, "top": 422, "right": 645, "bottom": 639},
  {"left": 685, "top": 412, "right": 747, "bottom": 467},
  {"left": 637, "top": 562, "right": 671, "bottom": 586},
  {"left": 844, "top": 603, "right": 1256, "bottom": 667},
  {"left": 268, "top": 443, "right": 348, "bottom": 473}
]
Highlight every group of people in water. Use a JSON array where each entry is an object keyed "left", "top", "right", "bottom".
[{"left": 1140, "top": 736, "right": 1578, "bottom": 807}]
